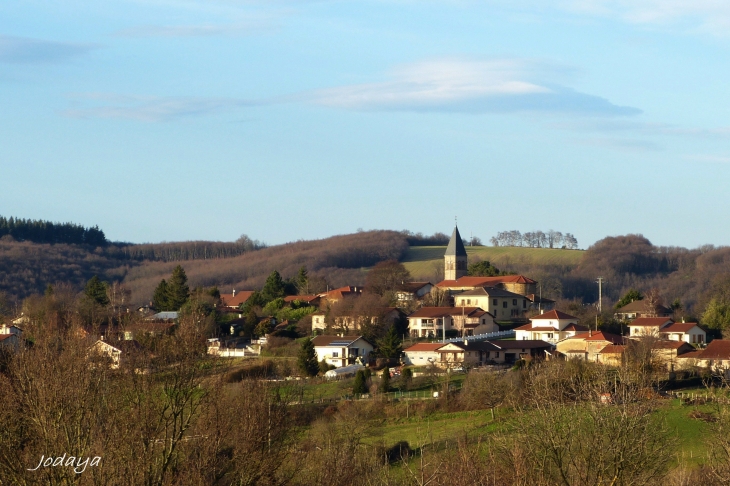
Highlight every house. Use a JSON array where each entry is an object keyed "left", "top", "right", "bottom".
[
  {"left": 556, "top": 331, "right": 626, "bottom": 361},
  {"left": 615, "top": 300, "right": 672, "bottom": 320},
  {"left": 598, "top": 344, "right": 627, "bottom": 366},
  {"left": 403, "top": 342, "right": 444, "bottom": 366},
  {"left": 436, "top": 275, "right": 538, "bottom": 297},
  {"left": 659, "top": 322, "right": 706, "bottom": 344},
  {"left": 220, "top": 290, "right": 255, "bottom": 309},
  {"left": 406, "top": 307, "right": 496, "bottom": 338},
  {"left": 395, "top": 282, "right": 434, "bottom": 304},
  {"left": 434, "top": 341, "right": 500, "bottom": 368},
  {"left": 486, "top": 340, "right": 553, "bottom": 364},
  {"left": 514, "top": 310, "right": 587, "bottom": 344},
  {"left": 677, "top": 340, "right": 730, "bottom": 376},
  {"left": 317, "top": 286, "right": 362, "bottom": 306},
  {"left": 0, "top": 333, "right": 21, "bottom": 352},
  {"left": 651, "top": 341, "right": 696, "bottom": 371},
  {"left": 119, "top": 322, "right": 175, "bottom": 341},
  {"left": 311, "top": 308, "right": 406, "bottom": 334},
  {"left": 525, "top": 294, "right": 557, "bottom": 312},
  {"left": 312, "top": 335, "right": 373, "bottom": 368},
  {"left": 87, "top": 338, "right": 143, "bottom": 369},
  {"left": 627, "top": 317, "right": 675, "bottom": 338},
  {"left": 454, "top": 287, "right": 530, "bottom": 319}
]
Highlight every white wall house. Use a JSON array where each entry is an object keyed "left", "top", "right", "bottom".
[
  {"left": 627, "top": 317, "right": 674, "bottom": 338},
  {"left": 659, "top": 322, "right": 706, "bottom": 344},
  {"left": 402, "top": 342, "right": 444, "bottom": 366},
  {"left": 312, "top": 335, "right": 373, "bottom": 368},
  {"left": 514, "top": 310, "right": 587, "bottom": 344}
]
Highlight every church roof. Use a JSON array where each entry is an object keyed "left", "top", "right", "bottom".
[{"left": 445, "top": 226, "right": 467, "bottom": 257}]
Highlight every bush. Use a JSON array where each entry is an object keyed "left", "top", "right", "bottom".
[{"left": 224, "top": 360, "right": 276, "bottom": 382}]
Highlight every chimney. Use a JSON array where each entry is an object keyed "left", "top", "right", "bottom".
[
  {"left": 682, "top": 317, "right": 685, "bottom": 323},
  {"left": 589, "top": 329, "right": 592, "bottom": 337},
  {"left": 232, "top": 289, "right": 236, "bottom": 297}
]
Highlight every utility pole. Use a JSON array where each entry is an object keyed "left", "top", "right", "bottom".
[{"left": 596, "top": 277, "right": 604, "bottom": 314}]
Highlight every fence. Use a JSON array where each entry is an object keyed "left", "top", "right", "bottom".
[{"left": 443, "top": 329, "right": 515, "bottom": 343}]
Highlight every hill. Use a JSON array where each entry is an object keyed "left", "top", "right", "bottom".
[{"left": 402, "top": 246, "right": 584, "bottom": 280}]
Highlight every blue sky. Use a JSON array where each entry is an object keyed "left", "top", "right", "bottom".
[{"left": 2, "top": 0, "right": 730, "bottom": 248}]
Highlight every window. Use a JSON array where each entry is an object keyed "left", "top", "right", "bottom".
[
  {"left": 493, "top": 299, "right": 498, "bottom": 306},
  {"left": 495, "top": 352, "right": 500, "bottom": 358},
  {"left": 467, "top": 299, "right": 471, "bottom": 305},
  {"left": 502, "top": 301, "right": 507, "bottom": 308},
  {"left": 523, "top": 300, "right": 527, "bottom": 309},
  {"left": 482, "top": 319, "right": 485, "bottom": 324},
  {"left": 332, "top": 352, "right": 339, "bottom": 357},
  {"left": 513, "top": 299, "right": 517, "bottom": 306}
]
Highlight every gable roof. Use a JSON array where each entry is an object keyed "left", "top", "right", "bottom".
[
  {"left": 311, "top": 335, "right": 371, "bottom": 347},
  {"left": 396, "top": 281, "right": 433, "bottom": 293},
  {"left": 404, "top": 342, "right": 446, "bottom": 352},
  {"left": 318, "top": 286, "right": 361, "bottom": 300},
  {"left": 600, "top": 344, "right": 626, "bottom": 354},
  {"left": 531, "top": 310, "right": 578, "bottom": 320},
  {"left": 436, "top": 275, "right": 537, "bottom": 288},
  {"left": 220, "top": 291, "right": 255, "bottom": 308},
  {"left": 662, "top": 323, "right": 703, "bottom": 333},
  {"left": 698, "top": 339, "right": 730, "bottom": 360},
  {"left": 628, "top": 317, "right": 673, "bottom": 327},
  {"left": 445, "top": 226, "right": 467, "bottom": 257},
  {"left": 563, "top": 324, "right": 590, "bottom": 332},
  {"left": 283, "top": 294, "right": 320, "bottom": 304},
  {"left": 0, "top": 334, "right": 16, "bottom": 342}
]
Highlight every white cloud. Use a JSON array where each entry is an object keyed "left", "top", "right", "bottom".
[
  {"left": 62, "top": 93, "right": 256, "bottom": 122},
  {"left": 304, "top": 58, "right": 641, "bottom": 115}
]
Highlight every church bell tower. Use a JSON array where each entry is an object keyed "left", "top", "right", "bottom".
[{"left": 444, "top": 225, "right": 467, "bottom": 280}]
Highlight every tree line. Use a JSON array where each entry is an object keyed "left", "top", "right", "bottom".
[
  {"left": 490, "top": 229, "right": 578, "bottom": 249},
  {"left": 0, "top": 216, "right": 107, "bottom": 247}
]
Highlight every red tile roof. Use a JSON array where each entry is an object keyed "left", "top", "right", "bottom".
[
  {"left": 584, "top": 331, "right": 625, "bottom": 344},
  {"left": 436, "top": 275, "right": 536, "bottom": 288},
  {"left": 531, "top": 310, "right": 578, "bottom": 320},
  {"left": 220, "top": 291, "right": 255, "bottom": 308},
  {"left": 698, "top": 340, "right": 730, "bottom": 360},
  {"left": 0, "top": 334, "right": 14, "bottom": 342},
  {"left": 563, "top": 324, "right": 589, "bottom": 332},
  {"left": 600, "top": 344, "right": 626, "bottom": 354},
  {"left": 662, "top": 323, "right": 702, "bottom": 333},
  {"left": 628, "top": 317, "right": 673, "bottom": 327}
]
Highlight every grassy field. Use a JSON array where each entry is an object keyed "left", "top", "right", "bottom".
[{"left": 402, "top": 246, "right": 584, "bottom": 279}]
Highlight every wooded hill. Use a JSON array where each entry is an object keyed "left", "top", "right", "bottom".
[{"left": 1, "top": 222, "right": 730, "bottom": 320}]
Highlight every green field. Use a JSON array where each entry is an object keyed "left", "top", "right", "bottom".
[{"left": 402, "top": 246, "right": 584, "bottom": 279}]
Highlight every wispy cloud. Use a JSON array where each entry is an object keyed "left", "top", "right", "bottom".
[
  {"left": 549, "top": 119, "right": 730, "bottom": 140},
  {"left": 62, "top": 93, "right": 257, "bottom": 122},
  {"left": 685, "top": 154, "right": 730, "bottom": 164},
  {"left": 303, "top": 58, "right": 641, "bottom": 116},
  {"left": 0, "top": 35, "right": 94, "bottom": 64},
  {"left": 115, "top": 18, "right": 276, "bottom": 38},
  {"left": 576, "top": 136, "right": 662, "bottom": 152}
]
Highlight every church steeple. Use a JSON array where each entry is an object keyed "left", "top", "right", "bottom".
[{"left": 444, "top": 225, "right": 467, "bottom": 280}]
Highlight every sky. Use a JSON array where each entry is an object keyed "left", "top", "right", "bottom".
[{"left": 2, "top": 0, "right": 730, "bottom": 249}]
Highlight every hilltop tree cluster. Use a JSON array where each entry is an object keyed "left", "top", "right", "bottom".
[
  {"left": 0, "top": 216, "right": 107, "bottom": 246},
  {"left": 490, "top": 230, "right": 578, "bottom": 249}
]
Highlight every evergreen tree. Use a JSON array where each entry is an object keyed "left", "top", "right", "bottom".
[
  {"left": 353, "top": 369, "right": 369, "bottom": 394},
  {"left": 380, "top": 368, "right": 391, "bottom": 393},
  {"left": 401, "top": 367, "right": 413, "bottom": 391},
  {"left": 467, "top": 260, "right": 501, "bottom": 277},
  {"left": 85, "top": 275, "right": 109, "bottom": 306},
  {"left": 297, "top": 338, "right": 319, "bottom": 377},
  {"left": 152, "top": 279, "right": 170, "bottom": 311},
  {"left": 377, "top": 325, "right": 402, "bottom": 359},
  {"left": 167, "top": 265, "right": 190, "bottom": 310},
  {"left": 296, "top": 266, "right": 309, "bottom": 294},
  {"left": 261, "top": 270, "right": 286, "bottom": 302},
  {"left": 616, "top": 289, "right": 644, "bottom": 309}
]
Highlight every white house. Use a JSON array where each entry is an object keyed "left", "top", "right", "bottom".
[
  {"left": 514, "top": 310, "right": 587, "bottom": 344},
  {"left": 395, "top": 282, "right": 434, "bottom": 304},
  {"left": 406, "top": 307, "right": 496, "bottom": 338},
  {"left": 402, "top": 342, "right": 444, "bottom": 366},
  {"left": 659, "top": 322, "right": 706, "bottom": 344},
  {"left": 627, "top": 317, "right": 674, "bottom": 338},
  {"left": 87, "top": 339, "right": 143, "bottom": 369},
  {"left": 312, "top": 335, "right": 373, "bottom": 368}
]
